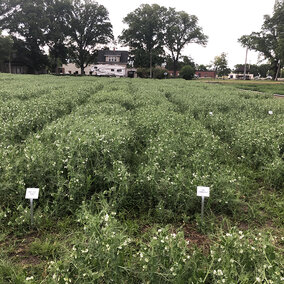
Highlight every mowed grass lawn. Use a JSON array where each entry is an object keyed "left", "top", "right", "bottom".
[
  {"left": 204, "top": 78, "right": 284, "bottom": 95},
  {"left": 0, "top": 74, "right": 283, "bottom": 283}
]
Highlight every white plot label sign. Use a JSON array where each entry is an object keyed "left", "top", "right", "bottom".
[
  {"left": 25, "top": 188, "right": 39, "bottom": 199},
  {"left": 197, "top": 186, "right": 210, "bottom": 197},
  {"left": 25, "top": 188, "right": 39, "bottom": 227}
]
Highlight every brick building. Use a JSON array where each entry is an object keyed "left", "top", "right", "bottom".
[{"left": 195, "top": 70, "right": 216, "bottom": 78}]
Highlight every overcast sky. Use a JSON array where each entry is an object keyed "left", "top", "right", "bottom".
[{"left": 102, "top": 0, "right": 276, "bottom": 68}]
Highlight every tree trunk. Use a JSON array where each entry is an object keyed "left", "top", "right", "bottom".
[
  {"left": 8, "top": 50, "right": 12, "bottom": 74},
  {"left": 173, "top": 59, "right": 177, "bottom": 78},
  {"left": 81, "top": 66, "right": 84, "bottom": 75},
  {"left": 149, "top": 50, "right": 152, "bottom": 78},
  {"left": 55, "top": 57, "right": 59, "bottom": 74}
]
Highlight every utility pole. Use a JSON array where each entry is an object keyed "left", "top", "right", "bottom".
[
  {"left": 243, "top": 47, "right": 248, "bottom": 80},
  {"left": 275, "top": 60, "right": 281, "bottom": 81}
]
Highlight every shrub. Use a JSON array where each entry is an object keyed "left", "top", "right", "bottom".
[
  {"left": 153, "top": 67, "right": 169, "bottom": 79},
  {"left": 179, "top": 65, "right": 195, "bottom": 80},
  {"left": 137, "top": 67, "right": 150, "bottom": 78}
]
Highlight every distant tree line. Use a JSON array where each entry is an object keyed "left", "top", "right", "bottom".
[
  {"left": 0, "top": 0, "right": 207, "bottom": 76},
  {"left": 0, "top": 0, "right": 283, "bottom": 78},
  {"left": 233, "top": 64, "right": 272, "bottom": 78},
  {"left": 0, "top": 0, "right": 112, "bottom": 74}
]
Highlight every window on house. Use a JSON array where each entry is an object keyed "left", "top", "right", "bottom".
[
  {"left": 105, "top": 56, "right": 120, "bottom": 62},
  {"left": 117, "top": 69, "right": 122, "bottom": 72},
  {"left": 111, "top": 69, "right": 114, "bottom": 71}
]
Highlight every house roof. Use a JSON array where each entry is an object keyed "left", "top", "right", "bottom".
[
  {"left": 97, "top": 50, "right": 128, "bottom": 64},
  {"left": 195, "top": 70, "right": 216, "bottom": 73}
]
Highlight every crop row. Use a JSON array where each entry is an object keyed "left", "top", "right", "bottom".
[{"left": 0, "top": 76, "right": 283, "bottom": 226}]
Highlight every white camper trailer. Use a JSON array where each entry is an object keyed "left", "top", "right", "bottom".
[{"left": 91, "top": 64, "right": 126, "bottom": 77}]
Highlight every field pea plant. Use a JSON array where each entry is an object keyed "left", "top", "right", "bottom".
[{"left": 0, "top": 74, "right": 283, "bottom": 283}]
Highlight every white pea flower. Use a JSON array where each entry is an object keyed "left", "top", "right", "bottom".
[
  {"left": 104, "top": 214, "right": 109, "bottom": 222},
  {"left": 217, "top": 269, "right": 223, "bottom": 276}
]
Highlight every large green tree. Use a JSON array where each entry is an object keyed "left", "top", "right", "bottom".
[
  {"left": 164, "top": 8, "right": 207, "bottom": 77},
  {"left": 0, "top": 31, "right": 13, "bottom": 67},
  {"left": 119, "top": 4, "right": 167, "bottom": 78},
  {"left": 212, "top": 52, "right": 231, "bottom": 77},
  {"left": 239, "top": 2, "right": 284, "bottom": 80},
  {"left": 0, "top": 30, "right": 13, "bottom": 73},
  {"left": 0, "top": 0, "right": 112, "bottom": 74},
  {"left": 129, "top": 48, "right": 164, "bottom": 69},
  {"left": 45, "top": 0, "right": 72, "bottom": 73},
  {"left": 67, "top": 0, "right": 113, "bottom": 74},
  {"left": 165, "top": 55, "right": 195, "bottom": 72},
  {"left": 0, "top": 0, "right": 51, "bottom": 73}
]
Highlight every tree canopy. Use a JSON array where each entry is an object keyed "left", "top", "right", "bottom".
[
  {"left": 119, "top": 4, "right": 166, "bottom": 77},
  {"left": 67, "top": 0, "right": 113, "bottom": 74},
  {"left": 239, "top": 2, "right": 284, "bottom": 80},
  {"left": 164, "top": 8, "right": 207, "bottom": 77},
  {"left": 0, "top": 0, "right": 113, "bottom": 74},
  {"left": 212, "top": 52, "right": 231, "bottom": 77},
  {"left": 0, "top": 31, "right": 13, "bottom": 65},
  {"left": 0, "top": 0, "right": 49, "bottom": 72},
  {"left": 1, "top": 1, "right": 208, "bottom": 75},
  {"left": 120, "top": 5, "right": 207, "bottom": 77}
]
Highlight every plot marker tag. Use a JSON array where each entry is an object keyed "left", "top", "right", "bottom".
[
  {"left": 197, "top": 186, "right": 210, "bottom": 221},
  {"left": 25, "top": 188, "right": 39, "bottom": 226}
]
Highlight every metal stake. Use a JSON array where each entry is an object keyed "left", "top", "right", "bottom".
[
  {"left": 30, "top": 198, "right": 34, "bottom": 226},
  {"left": 201, "top": 196, "right": 205, "bottom": 222}
]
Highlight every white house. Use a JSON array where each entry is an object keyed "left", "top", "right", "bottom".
[
  {"left": 61, "top": 49, "right": 136, "bottom": 77},
  {"left": 228, "top": 73, "right": 254, "bottom": 80},
  {"left": 91, "top": 64, "right": 126, "bottom": 77}
]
